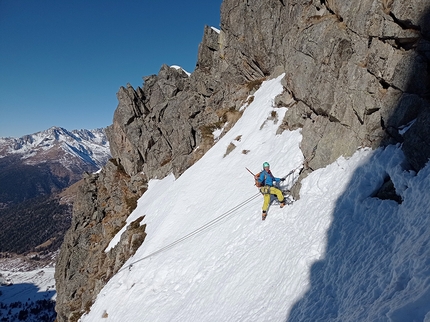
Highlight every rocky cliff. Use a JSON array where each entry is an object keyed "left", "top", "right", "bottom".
[
  {"left": 54, "top": 160, "right": 147, "bottom": 322},
  {"left": 55, "top": 1, "right": 430, "bottom": 320}
]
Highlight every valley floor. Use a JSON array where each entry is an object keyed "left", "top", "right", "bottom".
[{"left": 0, "top": 256, "right": 56, "bottom": 321}]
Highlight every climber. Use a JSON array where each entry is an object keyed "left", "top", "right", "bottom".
[{"left": 256, "top": 162, "right": 285, "bottom": 220}]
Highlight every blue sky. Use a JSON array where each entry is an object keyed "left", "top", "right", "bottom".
[{"left": 0, "top": 0, "right": 222, "bottom": 138}]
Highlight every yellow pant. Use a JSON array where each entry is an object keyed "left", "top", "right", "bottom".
[{"left": 260, "top": 186, "right": 284, "bottom": 212}]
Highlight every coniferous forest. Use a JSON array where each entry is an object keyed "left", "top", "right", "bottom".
[{"left": 0, "top": 195, "right": 71, "bottom": 254}]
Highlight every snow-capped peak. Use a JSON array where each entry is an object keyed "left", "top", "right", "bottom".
[{"left": 0, "top": 126, "right": 111, "bottom": 169}]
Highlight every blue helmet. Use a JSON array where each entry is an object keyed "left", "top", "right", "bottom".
[{"left": 263, "top": 162, "right": 270, "bottom": 168}]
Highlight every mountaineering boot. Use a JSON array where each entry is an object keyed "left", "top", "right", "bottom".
[
  {"left": 280, "top": 201, "right": 285, "bottom": 208},
  {"left": 262, "top": 211, "right": 267, "bottom": 220}
]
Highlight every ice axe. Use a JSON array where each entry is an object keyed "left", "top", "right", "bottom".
[{"left": 245, "top": 167, "right": 255, "bottom": 177}]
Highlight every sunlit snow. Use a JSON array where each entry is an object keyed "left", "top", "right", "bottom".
[
  {"left": 170, "top": 65, "right": 191, "bottom": 77},
  {"left": 82, "top": 75, "right": 430, "bottom": 321}
]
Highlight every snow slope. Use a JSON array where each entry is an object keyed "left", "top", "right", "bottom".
[{"left": 81, "top": 75, "right": 430, "bottom": 321}]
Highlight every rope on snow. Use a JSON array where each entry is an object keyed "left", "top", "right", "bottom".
[
  {"left": 118, "top": 163, "right": 307, "bottom": 273},
  {"left": 118, "top": 192, "right": 262, "bottom": 273}
]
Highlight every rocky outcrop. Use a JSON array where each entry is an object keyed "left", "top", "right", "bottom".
[
  {"left": 107, "top": 37, "right": 251, "bottom": 180},
  {"left": 107, "top": 66, "right": 206, "bottom": 179},
  {"left": 55, "top": 1, "right": 430, "bottom": 320}
]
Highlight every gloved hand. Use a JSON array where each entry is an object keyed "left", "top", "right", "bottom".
[{"left": 280, "top": 178, "right": 286, "bottom": 182}]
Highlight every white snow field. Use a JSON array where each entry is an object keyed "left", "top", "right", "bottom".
[
  {"left": 81, "top": 75, "right": 430, "bottom": 321},
  {"left": 0, "top": 267, "right": 56, "bottom": 319},
  {"left": 0, "top": 268, "right": 56, "bottom": 302}
]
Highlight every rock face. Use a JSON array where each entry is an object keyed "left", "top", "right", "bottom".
[
  {"left": 55, "top": 26, "right": 255, "bottom": 321},
  {"left": 55, "top": 1, "right": 430, "bottom": 321},
  {"left": 55, "top": 160, "right": 147, "bottom": 322},
  {"left": 107, "top": 61, "right": 249, "bottom": 180},
  {"left": 219, "top": 0, "right": 430, "bottom": 176}
]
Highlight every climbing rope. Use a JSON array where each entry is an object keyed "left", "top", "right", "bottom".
[
  {"left": 118, "top": 163, "right": 306, "bottom": 273},
  {"left": 118, "top": 192, "right": 262, "bottom": 273},
  {"left": 281, "top": 165, "right": 302, "bottom": 192}
]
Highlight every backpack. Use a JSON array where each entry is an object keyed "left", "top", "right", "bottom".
[
  {"left": 254, "top": 170, "right": 269, "bottom": 187},
  {"left": 254, "top": 170, "right": 273, "bottom": 188},
  {"left": 254, "top": 172, "right": 262, "bottom": 187}
]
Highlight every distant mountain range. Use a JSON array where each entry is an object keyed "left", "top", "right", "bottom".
[
  {"left": 0, "top": 126, "right": 109, "bottom": 172},
  {"left": 0, "top": 126, "right": 111, "bottom": 206},
  {"left": 0, "top": 126, "right": 111, "bottom": 255}
]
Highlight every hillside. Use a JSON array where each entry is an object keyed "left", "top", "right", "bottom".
[
  {"left": 0, "top": 195, "right": 71, "bottom": 254},
  {"left": 0, "top": 127, "right": 110, "bottom": 255},
  {"left": 81, "top": 75, "right": 430, "bottom": 321},
  {"left": 0, "top": 267, "right": 56, "bottom": 322}
]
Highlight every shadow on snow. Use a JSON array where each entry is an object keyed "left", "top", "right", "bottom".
[
  {"left": 286, "top": 7, "right": 430, "bottom": 322},
  {"left": 0, "top": 282, "right": 56, "bottom": 321}
]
